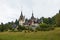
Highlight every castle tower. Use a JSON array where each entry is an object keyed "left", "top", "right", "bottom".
[
  {"left": 30, "top": 12, "right": 35, "bottom": 25},
  {"left": 31, "top": 12, "right": 34, "bottom": 19},
  {"left": 19, "top": 11, "right": 25, "bottom": 26}
]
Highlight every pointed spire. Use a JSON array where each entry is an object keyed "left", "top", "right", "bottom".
[
  {"left": 32, "top": 12, "right": 34, "bottom": 17},
  {"left": 20, "top": 11, "right": 24, "bottom": 18},
  {"left": 21, "top": 11, "right": 23, "bottom": 16},
  {"left": 20, "top": 6, "right": 23, "bottom": 17},
  {"left": 31, "top": 11, "right": 34, "bottom": 19},
  {"left": 32, "top": 11, "right": 34, "bottom": 17}
]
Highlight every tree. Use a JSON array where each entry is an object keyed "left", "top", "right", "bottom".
[
  {"left": 15, "top": 19, "right": 19, "bottom": 25},
  {"left": 39, "top": 23, "right": 49, "bottom": 31},
  {"left": 6, "top": 22, "right": 13, "bottom": 30},
  {"left": 40, "top": 17, "right": 54, "bottom": 25},
  {"left": 55, "top": 13, "right": 60, "bottom": 27},
  {"left": 39, "top": 23, "right": 54, "bottom": 31},
  {"left": 52, "top": 16, "right": 56, "bottom": 25},
  {"left": 48, "top": 17, "right": 53, "bottom": 24},
  {"left": 0, "top": 23, "right": 5, "bottom": 32}
]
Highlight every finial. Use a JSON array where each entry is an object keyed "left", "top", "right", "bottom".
[{"left": 32, "top": 11, "right": 34, "bottom": 17}]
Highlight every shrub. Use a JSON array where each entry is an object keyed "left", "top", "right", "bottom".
[
  {"left": 36, "top": 27, "right": 40, "bottom": 31},
  {"left": 49, "top": 25, "right": 55, "bottom": 30},
  {"left": 39, "top": 23, "right": 54, "bottom": 31},
  {"left": 29, "top": 27, "right": 34, "bottom": 32},
  {"left": 39, "top": 23, "right": 48, "bottom": 31},
  {"left": 17, "top": 25, "right": 25, "bottom": 32}
]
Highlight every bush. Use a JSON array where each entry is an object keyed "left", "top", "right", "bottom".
[
  {"left": 0, "top": 25, "right": 5, "bottom": 32},
  {"left": 36, "top": 27, "right": 40, "bottom": 31},
  {"left": 49, "top": 25, "right": 55, "bottom": 30},
  {"left": 29, "top": 27, "right": 34, "bottom": 32},
  {"left": 17, "top": 25, "right": 25, "bottom": 32},
  {"left": 39, "top": 23, "right": 54, "bottom": 31},
  {"left": 39, "top": 23, "right": 48, "bottom": 31}
]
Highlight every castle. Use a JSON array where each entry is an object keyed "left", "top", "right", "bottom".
[{"left": 19, "top": 11, "right": 42, "bottom": 27}]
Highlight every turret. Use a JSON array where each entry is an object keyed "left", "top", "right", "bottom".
[
  {"left": 19, "top": 11, "right": 25, "bottom": 26},
  {"left": 31, "top": 12, "right": 34, "bottom": 19}
]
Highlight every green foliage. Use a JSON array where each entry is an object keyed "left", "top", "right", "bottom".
[
  {"left": 42, "top": 17, "right": 49, "bottom": 24},
  {"left": 15, "top": 19, "right": 19, "bottom": 25},
  {"left": 39, "top": 23, "right": 54, "bottom": 31},
  {"left": 0, "top": 23, "right": 6, "bottom": 32},
  {"left": 8, "top": 24, "right": 12, "bottom": 30},
  {"left": 40, "top": 17, "right": 54, "bottom": 25},
  {"left": 0, "top": 25, "right": 4, "bottom": 32},
  {"left": 2, "top": 22, "right": 14, "bottom": 32},
  {"left": 11, "top": 28, "right": 15, "bottom": 32},
  {"left": 0, "top": 28, "right": 59, "bottom": 40},
  {"left": 48, "top": 17, "right": 53, "bottom": 24},
  {"left": 55, "top": 13, "right": 60, "bottom": 27},
  {"left": 52, "top": 16, "right": 56, "bottom": 24},
  {"left": 39, "top": 23, "right": 48, "bottom": 31},
  {"left": 29, "top": 27, "right": 34, "bottom": 32},
  {"left": 17, "top": 25, "right": 25, "bottom": 32},
  {"left": 36, "top": 27, "right": 40, "bottom": 31},
  {"left": 40, "top": 23, "right": 48, "bottom": 28}
]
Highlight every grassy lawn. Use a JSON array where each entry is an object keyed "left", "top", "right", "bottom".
[{"left": 0, "top": 27, "right": 60, "bottom": 40}]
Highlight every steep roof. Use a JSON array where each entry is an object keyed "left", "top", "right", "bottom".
[
  {"left": 31, "top": 12, "right": 35, "bottom": 19},
  {"left": 19, "top": 11, "right": 25, "bottom": 20}
]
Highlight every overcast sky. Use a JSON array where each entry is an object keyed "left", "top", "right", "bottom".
[{"left": 0, "top": 0, "right": 60, "bottom": 24}]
